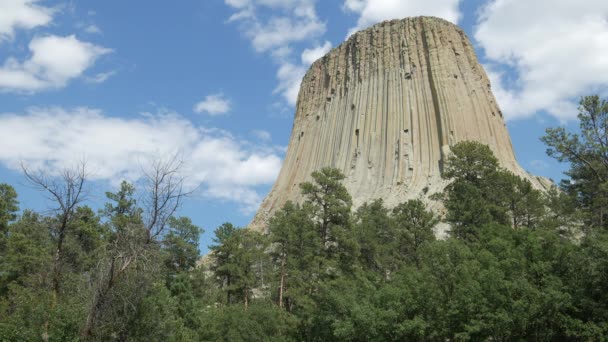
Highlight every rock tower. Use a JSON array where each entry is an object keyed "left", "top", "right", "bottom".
[{"left": 251, "top": 16, "right": 550, "bottom": 230}]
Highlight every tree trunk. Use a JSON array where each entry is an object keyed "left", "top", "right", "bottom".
[
  {"left": 43, "top": 214, "right": 69, "bottom": 342},
  {"left": 278, "top": 257, "right": 286, "bottom": 309},
  {"left": 244, "top": 288, "right": 249, "bottom": 310}
]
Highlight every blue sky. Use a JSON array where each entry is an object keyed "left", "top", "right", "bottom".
[{"left": 1, "top": 0, "right": 607, "bottom": 251}]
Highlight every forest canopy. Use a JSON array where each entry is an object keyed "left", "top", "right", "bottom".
[{"left": 1, "top": 96, "right": 608, "bottom": 341}]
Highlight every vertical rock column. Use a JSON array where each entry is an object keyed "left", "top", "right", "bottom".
[{"left": 250, "top": 16, "right": 549, "bottom": 231}]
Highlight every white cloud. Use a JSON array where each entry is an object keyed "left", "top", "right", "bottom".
[
  {"left": 475, "top": 0, "right": 608, "bottom": 121},
  {"left": 271, "top": 41, "right": 332, "bottom": 106},
  {"left": 224, "top": 0, "right": 327, "bottom": 105},
  {"left": 84, "top": 24, "right": 101, "bottom": 34},
  {"left": 274, "top": 62, "right": 306, "bottom": 105},
  {"left": 301, "top": 40, "right": 332, "bottom": 65},
  {"left": 0, "top": 0, "right": 53, "bottom": 42},
  {"left": 0, "top": 107, "right": 282, "bottom": 213},
  {"left": 87, "top": 71, "right": 115, "bottom": 84},
  {"left": 194, "top": 93, "right": 232, "bottom": 115},
  {"left": 344, "top": 0, "right": 462, "bottom": 36},
  {"left": 252, "top": 129, "right": 272, "bottom": 141},
  {"left": 249, "top": 16, "right": 326, "bottom": 53},
  {"left": 0, "top": 34, "right": 111, "bottom": 92}
]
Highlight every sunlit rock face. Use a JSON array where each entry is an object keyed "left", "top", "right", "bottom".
[{"left": 251, "top": 16, "right": 550, "bottom": 231}]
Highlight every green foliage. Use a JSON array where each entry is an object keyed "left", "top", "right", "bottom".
[
  {"left": 211, "top": 225, "right": 269, "bottom": 306},
  {"left": 268, "top": 201, "right": 319, "bottom": 311},
  {"left": 164, "top": 216, "right": 203, "bottom": 274},
  {"left": 0, "top": 183, "right": 18, "bottom": 234},
  {"left": 542, "top": 95, "right": 608, "bottom": 230},
  {"left": 3, "top": 121, "right": 608, "bottom": 341},
  {"left": 442, "top": 141, "right": 547, "bottom": 240},
  {"left": 300, "top": 167, "right": 357, "bottom": 272},
  {"left": 199, "top": 301, "right": 297, "bottom": 341},
  {"left": 392, "top": 199, "right": 437, "bottom": 267},
  {"left": 442, "top": 141, "right": 500, "bottom": 183}
]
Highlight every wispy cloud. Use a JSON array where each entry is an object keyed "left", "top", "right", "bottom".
[
  {"left": 84, "top": 24, "right": 101, "bottom": 34},
  {"left": 87, "top": 71, "right": 115, "bottom": 84},
  {"left": 194, "top": 93, "right": 232, "bottom": 115},
  {"left": 224, "top": 0, "right": 329, "bottom": 106}
]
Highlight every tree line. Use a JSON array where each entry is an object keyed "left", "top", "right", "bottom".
[{"left": 1, "top": 95, "right": 607, "bottom": 341}]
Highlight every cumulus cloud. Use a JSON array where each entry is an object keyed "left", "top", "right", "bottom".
[
  {"left": 344, "top": 0, "right": 462, "bottom": 36},
  {"left": 274, "top": 62, "right": 307, "bottom": 105},
  {"left": 194, "top": 93, "right": 232, "bottom": 115},
  {"left": 0, "top": 34, "right": 111, "bottom": 92},
  {"left": 475, "top": 0, "right": 608, "bottom": 121},
  {"left": 0, "top": 107, "right": 282, "bottom": 213},
  {"left": 0, "top": 0, "right": 53, "bottom": 42},
  {"left": 301, "top": 40, "right": 332, "bottom": 65},
  {"left": 224, "top": 0, "right": 327, "bottom": 105}
]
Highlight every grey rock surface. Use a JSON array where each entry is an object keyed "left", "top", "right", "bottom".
[{"left": 250, "top": 16, "right": 551, "bottom": 232}]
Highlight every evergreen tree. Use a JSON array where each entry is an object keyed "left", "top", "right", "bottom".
[
  {"left": 0, "top": 183, "right": 18, "bottom": 236},
  {"left": 211, "top": 225, "right": 268, "bottom": 308},
  {"left": 268, "top": 201, "right": 318, "bottom": 310},
  {"left": 300, "top": 167, "right": 357, "bottom": 272},
  {"left": 391, "top": 199, "right": 437, "bottom": 268},
  {"left": 542, "top": 95, "right": 608, "bottom": 230}
]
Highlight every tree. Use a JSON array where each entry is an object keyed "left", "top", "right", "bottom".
[
  {"left": 211, "top": 225, "right": 268, "bottom": 308},
  {"left": 542, "top": 95, "right": 608, "bottom": 230},
  {"left": 354, "top": 199, "right": 394, "bottom": 278},
  {"left": 300, "top": 167, "right": 356, "bottom": 271},
  {"left": 0, "top": 183, "right": 18, "bottom": 236},
  {"left": 82, "top": 156, "right": 190, "bottom": 338},
  {"left": 163, "top": 216, "right": 202, "bottom": 275},
  {"left": 442, "top": 141, "right": 500, "bottom": 185},
  {"left": 441, "top": 142, "right": 505, "bottom": 238},
  {"left": 391, "top": 200, "right": 437, "bottom": 268},
  {"left": 441, "top": 141, "right": 546, "bottom": 239},
  {"left": 22, "top": 163, "right": 88, "bottom": 341},
  {"left": 268, "top": 201, "right": 317, "bottom": 310}
]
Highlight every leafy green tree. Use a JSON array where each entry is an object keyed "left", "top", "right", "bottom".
[
  {"left": 0, "top": 183, "right": 18, "bottom": 236},
  {"left": 163, "top": 216, "right": 202, "bottom": 275},
  {"left": 300, "top": 167, "right": 357, "bottom": 272},
  {"left": 212, "top": 225, "right": 269, "bottom": 308},
  {"left": 0, "top": 211, "right": 52, "bottom": 294},
  {"left": 268, "top": 201, "right": 318, "bottom": 310},
  {"left": 102, "top": 180, "right": 143, "bottom": 229},
  {"left": 391, "top": 199, "right": 437, "bottom": 268},
  {"left": 441, "top": 142, "right": 508, "bottom": 238},
  {"left": 501, "top": 173, "right": 546, "bottom": 230},
  {"left": 442, "top": 141, "right": 500, "bottom": 184},
  {"left": 442, "top": 141, "right": 546, "bottom": 238},
  {"left": 354, "top": 199, "right": 394, "bottom": 278},
  {"left": 199, "top": 301, "right": 297, "bottom": 341},
  {"left": 542, "top": 95, "right": 608, "bottom": 230}
]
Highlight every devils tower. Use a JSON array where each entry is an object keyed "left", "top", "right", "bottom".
[{"left": 251, "top": 16, "right": 551, "bottom": 230}]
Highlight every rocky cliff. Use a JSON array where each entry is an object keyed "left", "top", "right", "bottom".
[{"left": 251, "top": 16, "right": 551, "bottom": 231}]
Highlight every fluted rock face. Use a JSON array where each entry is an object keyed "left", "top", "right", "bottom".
[{"left": 251, "top": 16, "right": 550, "bottom": 231}]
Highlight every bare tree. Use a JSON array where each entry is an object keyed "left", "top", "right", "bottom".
[
  {"left": 141, "top": 155, "right": 190, "bottom": 242},
  {"left": 22, "top": 162, "right": 88, "bottom": 342},
  {"left": 81, "top": 155, "right": 190, "bottom": 339}
]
